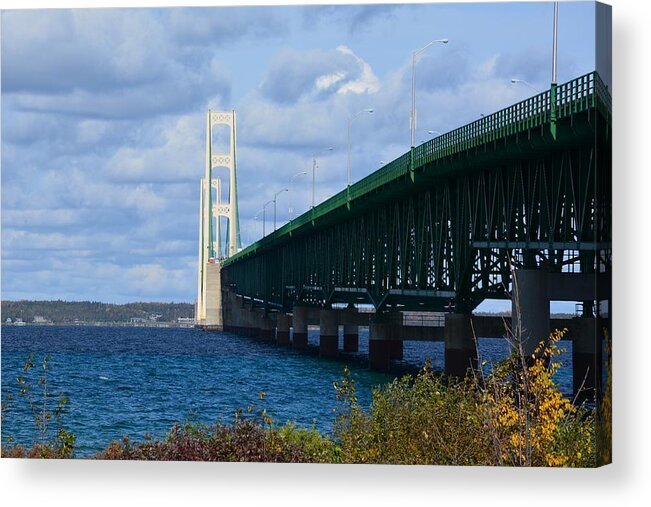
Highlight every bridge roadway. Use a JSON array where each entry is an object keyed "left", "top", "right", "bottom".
[{"left": 216, "top": 71, "right": 611, "bottom": 400}]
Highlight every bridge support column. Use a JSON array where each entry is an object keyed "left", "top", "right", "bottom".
[
  {"left": 572, "top": 317, "right": 604, "bottom": 402},
  {"left": 369, "top": 321, "right": 397, "bottom": 372},
  {"left": 512, "top": 269, "right": 550, "bottom": 357},
  {"left": 203, "top": 263, "right": 223, "bottom": 330},
  {"left": 444, "top": 314, "right": 477, "bottom": 378},
  {"left": 276, "top": 314, "right": 291, "bottom": 346},
  {"left": 292, "top": 306, "right": 308, "bottom": 350},
  {"left": 389, "top": 339, "right": 403, "bottom": 360},
  {"left": 319, "top": 309, "right": 339, "bottom": 358},
  {"left": 343, "top": 306, "right": 359, "bottom": 353},
  {"left": 246, "top": 308, "right": 260, "bottom": 338},
  {"left": 259, "top": 315, "right": 275, "bottom": 343}
]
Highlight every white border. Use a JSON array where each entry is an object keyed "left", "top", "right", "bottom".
[{"left": 1, "top": 1, "right": 649, "bottom": 505}]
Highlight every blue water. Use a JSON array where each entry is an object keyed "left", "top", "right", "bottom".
[{"left": 1, "top": 325, "right": 573, "bottom": 457}]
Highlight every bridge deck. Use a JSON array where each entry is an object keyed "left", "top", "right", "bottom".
[
  {"left": 225, "top": 71, "right": 610, "bottom": 267},
  {"left": 222, "top": 71, "right": 611, "bottom": 313}
]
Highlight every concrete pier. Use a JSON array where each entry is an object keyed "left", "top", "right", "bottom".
[
  {"left": 444, "top": 313, "right": 476, "bottom": 378},
  {"left": 389, "top": 339, "right": 403, "bottom": 360},
  {"left": 369, "top": 321, "right": 398, "bottom": 372},
  {"left": 343, "top": 306, "right": 359, "bottom": 353},
  {"left": 259, "top": 315, "right": 275, "bottom": 342},
  {"left": 512, "top": 269, "right": 550, "bottom": 357},
  {"left": 292, "top": 306, "right": 308, "bottom": 350},
  {"left": 276, "top": 314, "right": 291, "bottom": 346},
  {"left": 319, "top": 309, "right": 339, "bottom": 358},
  {"left": 572, "top": 317, "right": 604, "bottom": 401},
  {"left": 202, "top": 262, "right": 223, "bottom": 330}
]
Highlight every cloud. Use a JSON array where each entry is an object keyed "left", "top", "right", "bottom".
[
  {"left": 414, "top": 47, "right": 472, "bottom": 92},
  {"left": 259, "top": 46, "right": 378, "bottom": 104},
  {"left": 165, "top": 6, "right": 289, "bottom": 47},
  {"left": 2, "top": 10, "right": 232, "bottom": 120},
  {"left": 1, "top": 4, "right": 596, "bottom": 304},
  {"left": 302, "top": 4, "right": 402, "bottom": 34},
  {"left": 2, "top": 10, "right": 166, "bottom": 95}
]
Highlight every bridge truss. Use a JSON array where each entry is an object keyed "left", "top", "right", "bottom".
[{"left": 222, "top": 72, "right": 611, "bottom": 314}]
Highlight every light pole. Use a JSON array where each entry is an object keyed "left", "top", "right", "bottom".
[
  {"left": 347, "top": 109, "right": 373, "bottom": 194},
  {"left": 262, "top": 199, "right": 273, "bottom": 237},
  {"left": 411, "top": 38, "right": 448, "bottom": 148},
  {"left": 253, "top": 208, "right": 264, "bottom": 241},
  {"left": 273, "top": 188, "right": 288, "bottom": 231},
  {"left": 288, "top": 171, "right": 307, "bottom": 219},
  {"left": 552, "top": 1, "right": 558, "bottom": 85},
  {"left": 312, "top": 147, "right": 333, "bottom": 209},
  {"left": 511, "top": 78, "right": 540, "bottom": 94}
]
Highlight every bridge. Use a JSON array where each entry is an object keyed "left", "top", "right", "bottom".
[{"left": 201, "top": 71, "right": 611, "bottom": 400}]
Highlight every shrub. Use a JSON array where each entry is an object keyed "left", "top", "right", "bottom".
[
  {"left": 96, "top": 396, "right": 335, "bottom": 462},
  {"left": 333, "top": 330, "right": 597, "bottom": 467},
  {"left": 1, "top": 354, "right": 75, "bottom": 459}
]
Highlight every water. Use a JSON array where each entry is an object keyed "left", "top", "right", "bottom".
[{"left": 1, "top": 325, "right": 573, "bottom": 457}]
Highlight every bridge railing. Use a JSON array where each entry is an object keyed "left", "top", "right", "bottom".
[
  {"left": 414, "top": 71, "right": 607, "bottom": 168},
  {"left": 225, "top": 71, "right": 610, "bottom": 266}
]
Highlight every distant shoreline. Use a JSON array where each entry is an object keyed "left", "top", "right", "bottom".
[{"left": 1, "top": 321, "right": 196, "bottom": 329}]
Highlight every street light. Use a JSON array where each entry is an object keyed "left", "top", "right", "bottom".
[
  {"left": 312, "top": 147, "right": 333, "bottom": 209},
  {"left": 411, "top": 38, "right": 448, "bottom": 148},
  {"left": 273, "top": 188, "right": 288, "bottom": 231},
  {"left": 288, "top": 171, "right": 307, "bottom": 219},
  {"left": 262, "top": 200, "right": 273, "bottom": 237},
  {"left": 421, "top": 130, "right": 442, "bottom": 143},
  {"left": 347, "top": 108, "right": 373, "bottom": 192},
  {"left": 511, "top": 78, "right": 540, "bottom": 94},
  {"left": 253, "top": 208, "right": 264, "bottom": 241}
]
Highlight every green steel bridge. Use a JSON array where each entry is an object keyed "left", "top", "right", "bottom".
[{"left": 221, "top": 71, "right": 611, "bottom": 316}]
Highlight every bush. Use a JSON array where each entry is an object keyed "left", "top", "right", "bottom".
[
  {"left": 1, "top": 354, "right": 75, "bottom": 459},
  {"left": 333, "top": 330, "right": 597, "bottom": 467},
  {"left": 96, "top": 395, "right": 336, "bottom": 462}
]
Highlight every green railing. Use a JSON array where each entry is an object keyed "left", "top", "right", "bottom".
[{"left": 224, "top": 71, "right": 610, "bottom": 266}]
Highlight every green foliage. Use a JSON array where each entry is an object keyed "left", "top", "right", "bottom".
[
  {"left": 334, "top": 362, "right": 492, "bottom": 465},
  {"left": 95, "top": 407, "right": 335, "bottom": 463},
  {"left": 333, "top": 336, "right": 598, "bottom": 467},
  {"left": 1, "top": 299, "right": 194, "bottom": 324},
  {"left": 1, "top": 354, "right": 75, "bottom": 458}
]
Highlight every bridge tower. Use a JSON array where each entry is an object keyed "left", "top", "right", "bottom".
[{"left": 196, "top": 110, "right": 241, "bottom": 327}]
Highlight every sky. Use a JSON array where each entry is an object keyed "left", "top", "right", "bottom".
[{"left": 1, "top": 1, "right": 597, "bottom": 304}]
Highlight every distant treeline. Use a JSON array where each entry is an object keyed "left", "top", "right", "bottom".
[{"left": 1, "top": 300, "right": 194, "bottom": 324}]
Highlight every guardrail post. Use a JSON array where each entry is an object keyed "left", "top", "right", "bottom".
[
  {"left": 550, "top": 82, "right": 557, "bottom": 140},
  {"left": 409, "top": 147, "right": 415, "bottom": 182}
]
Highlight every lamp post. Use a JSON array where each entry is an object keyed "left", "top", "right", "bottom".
[
  {"left": 273, "top": 188, "right": 288, "bottom": 231},
  {"left": 288, "top": 171, "right": 307, "bottom": 219},
  {"left": 262, "top": 199, "right": 273, "bottom": 237},
  {"left": 312, "top": 147, "right": 334, "bottom": 209},
  {"left": 347, "top": 109, "right": 373, "bottom": 195},
  {"left": 511, "top": 78, "right": 540, "bottom": 93},
  {"left": 411, "top": 38, "right": 448, "bottom": 148},
  {"left": 552, "top": 1, "right": 558, "bottom": 85},
  {"left": 253, "top": 208, "right": 264, "bottom": 241}
]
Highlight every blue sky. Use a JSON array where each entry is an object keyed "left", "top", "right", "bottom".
[{"left": 1, "top": 1, "right": 597, "bottom": 304}]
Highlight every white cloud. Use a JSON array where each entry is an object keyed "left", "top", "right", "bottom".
[{"left": 335, "top": 45, "right": 380, "bottom": 95}]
